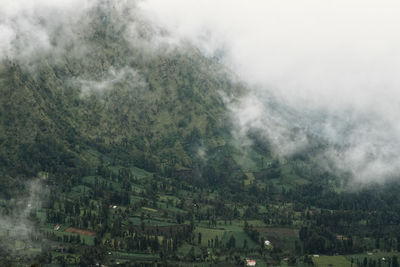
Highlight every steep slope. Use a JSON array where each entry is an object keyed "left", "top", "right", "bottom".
[{"left": 0, "top": 3, "right": 245, "bottom": 194}]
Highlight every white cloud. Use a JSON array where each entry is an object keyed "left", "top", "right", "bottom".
[
  {"left": 2, "top": 0, "right": 400, "bottom": 183},
  {"left": 140, "top": 0, "right": 400, "bottom": 183},
  {"left": 0, "top": 0, "right": 95, "bottom": 64},
  {"left": 74, "top": 67, "right": 147, "bottom": 96}
]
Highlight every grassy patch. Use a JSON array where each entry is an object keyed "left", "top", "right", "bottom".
[
  {"left": 221, "top": 225, "right": 258, "bottom": 249},
  {"left": 110, "top": 251, "right": 159, "bottom": 260},
  {"left": 347, "top": 251, "right": 400, "bottom": 266},
  {"left": 131, "top": 166, "right": 152, "bottom": 179},
  {"left": 244, "top": 172, "right": 255, "bottom": 186},
  {"left": 194, "top": 227, "right": 227, "bottom": 247},
  {"left": 142, "top": 207, "right": 158, "bottom": 213},
  {"left": 129, "top": 216, "right": 176, "bottom": 227},
  {"left": 82, "top": 175, "right": 121, "bottom": 190},
  {"left": 68, "top": 185, "right": 92, "bottom": 199},
  {"left": 313, "top": 255, "right": 352, "bottom": 267}
]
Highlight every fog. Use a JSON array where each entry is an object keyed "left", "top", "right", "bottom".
[
  {"left": 0, "top": 0, "right": 97, "bottom": 64},
  {"left": 73, "top": 67, "right": 147, "bottom": 96},
  {"left": 2, "top": 0, "right": 400, "bottom": 183},
  {"left": 140, "top": 0, "right": 400, "bottom": 183},
  {"left": 0, "top": 180, "right": 46, "bottom": 253}
]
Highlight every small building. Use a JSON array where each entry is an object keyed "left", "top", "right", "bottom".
[
  {"left": 264, "top": 240, "right": 271, "bottom": 246},
  {"left": 54, "top": 224, "right": 61, "bottom": 231},
  {"left": 246, "top": 259, "right": 256, "bottom": 266}
]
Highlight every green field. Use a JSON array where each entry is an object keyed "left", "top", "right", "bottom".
[
  {"left": 194, "top": 227, "right": 227, "bottom": 247},
  {"left": 129, "top": 216, "right": 177, "bottom": 227},
  {"left": 312, "top": 255, "right": 352, "bottom": 267}
]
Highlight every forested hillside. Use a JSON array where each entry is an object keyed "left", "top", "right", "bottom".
[
  {"left": 2, "top": 2, "right": 400, "bottom": 267},
  {"left": 0, "top": 2, "right": 246, "bottom": 197}
]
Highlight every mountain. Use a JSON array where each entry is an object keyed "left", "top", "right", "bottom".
[
  {"left": 0, "top": 5, "right": 246, "bottom": 192},
  {"left": 2, "top": 2, "right": 400, "bottom": 267}
]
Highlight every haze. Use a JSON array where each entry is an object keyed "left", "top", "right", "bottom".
[
  {"left": 140, "top": 0, "right": 400, "bottom": 183},
  {"left": 2, "top": 0, "right": 400, "bottom": 183}
]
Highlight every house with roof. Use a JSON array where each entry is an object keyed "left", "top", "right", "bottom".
[{"left": 246, "top": 259, "right": 256, "bottom": 266}]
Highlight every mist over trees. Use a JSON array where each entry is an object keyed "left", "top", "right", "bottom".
[{"left": 1, "top": 1, "right": 400, "bottom": 266}]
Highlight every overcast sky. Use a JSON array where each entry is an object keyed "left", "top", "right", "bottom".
[{"left": 139, "top": 0, "right": 400, "bottom": 108}]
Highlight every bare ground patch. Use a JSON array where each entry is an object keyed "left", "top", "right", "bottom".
[{"left": 65, "top": 227, "right": 96, "bottom": 236}]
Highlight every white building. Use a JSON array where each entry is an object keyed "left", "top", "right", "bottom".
[{"left": 246, "top": 259, "right": 256, "bottom": 266}]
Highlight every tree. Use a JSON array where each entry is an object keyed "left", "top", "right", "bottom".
[
  {"left": 186, "top": 246, "right": 195, "bottom": 262},
  {"left": 227, "top": 235, "right": 236, "bottom": 249},
  {"left": 393, "top": 256, "right": 399, "bottom": 267}
]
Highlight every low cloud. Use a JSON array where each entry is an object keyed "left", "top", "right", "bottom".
[
  {"left": 73, "top": 67, "right": 147, "bottom": 96},
  {"left": 0, "top": 179, "right": 47, "bottom": 252},
  {"left": 0, "top": 0, "right": 96, "bottom": 65},
  {"left": 0, "top": 0, "right": 170, "bottom": 69},
  {"left": 3, "top": 0, "right": 400, "bottom": 184},
  {"left": 141, "top": 0, "right": 400, "bottom": 183}
]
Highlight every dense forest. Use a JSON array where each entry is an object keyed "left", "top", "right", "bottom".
[{"left": 1, "top": 1, "right": 400, "bottom": 267}]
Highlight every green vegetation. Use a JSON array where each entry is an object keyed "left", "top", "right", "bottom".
[
  {"left": 2, "top": 2, "right": 400, "bottom": 267},
  {"left": 313, "top": 255, "right": 352, "bottom": 267}
]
